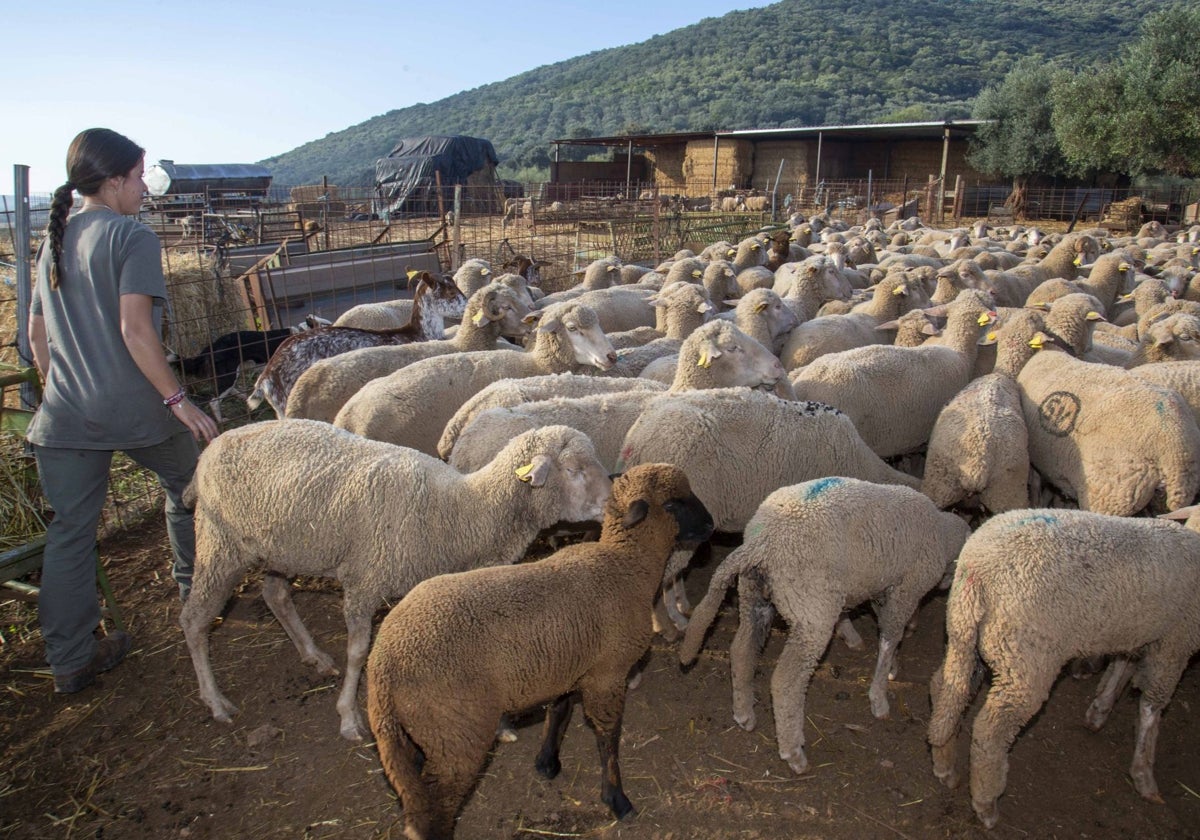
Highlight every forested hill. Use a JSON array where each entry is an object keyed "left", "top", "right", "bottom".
[{"left": 262, "top": 0, "right": 1166, "bottom": 186}]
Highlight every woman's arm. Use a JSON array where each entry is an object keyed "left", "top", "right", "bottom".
[
  {"left": 120, "top": 293, "right": 218, "bottom": 443},
  {"left": 29, "top": 313, "right": 50, "bottom": 378}
]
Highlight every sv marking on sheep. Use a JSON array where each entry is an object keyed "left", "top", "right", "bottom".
[{"left": 1037, "top": 391, "right": 1081, "bottom": 437}]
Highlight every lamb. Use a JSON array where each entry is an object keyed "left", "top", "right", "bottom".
[
  {"left": 772, "top": 256, "right": 854, "bottom": 321},
  {"left": 922, "top": 309, "right": 1046, "bottom": 514},
  {"left": 789, "top": 290, "right": 997, "bottom": 458},
  {"left": 700, "top": 260, "right": 739, "bottom": 310},
  {"left": 333, "top": 301, "right": 617, "bottom": 456},
  {"left": 446, "top": 319, "right": 790, "bottom": 474},
  {"left": 679, "top": 478, "right": 970, "bottom": 775},
  {"left": 779, "top": 270, "right": 931, "bottom": 369},
  {"left": 1017, "top": 331, "right": 1200, "bottom": 515},
  {"left": 246, "top": 271, "right": 468, "bottom": 416},
  {"left": 876, "top": 308, "right": 941, "bottom": 347},
  {"left": 724, "top": 288, "right": 800, "bottom": 355},
  {"left": 730, "top": 235, "right": 768, "bottom": 274},
  {"left": 179, "top": 421, "right": 612, "bottom": 741},
  {"left": 438, "top": 374, "right": 668, "bottom": 461},
  {"left": 1125, "top": 313, "right": 1200, "bottom": 367},
  {"left": 285, "top": 283, "right": 533, "bottom": 423},
  {"left": 615, "top": 388, "right": 921, "bottom": 533},
  {"left": 366, "top": 464, "right": 712, "bottom": 839},
  {"left": 928, "top": 507, "right": 1200, "bottom": 829},
  {"left": 452, "top": 259, "right": 494, "bottom": 296}
]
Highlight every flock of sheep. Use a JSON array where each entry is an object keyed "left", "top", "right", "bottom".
[{"left": 174, "top": 211, "right": 1200, "bottom": 838}]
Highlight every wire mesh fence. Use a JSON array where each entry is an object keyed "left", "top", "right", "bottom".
[{"left": 2, "top": 174, "right": 1198, "bottom": 546}]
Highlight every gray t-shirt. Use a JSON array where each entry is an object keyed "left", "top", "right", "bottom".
[{"left": 28, "top": 208, "right": 181, "bottom": 449}]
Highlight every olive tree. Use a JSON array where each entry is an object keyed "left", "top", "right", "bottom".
[
  {"left": 1052, "top": 6, "right": 1200, "bottom": 177},
  {"left": 967, "top": 57, "right": 1069, "bottom": 218}
]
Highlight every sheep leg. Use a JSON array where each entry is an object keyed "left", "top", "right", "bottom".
[
  {"left": 968, "top": 667, "right": 1057, "bottom": 830},
  {"left": 869, "top": 588, "right": 927, "bottom": 718},
  {"left": 1128, "top": 656, "right": 1187, "bottom": 803},
  {"left": 729, "top": 572, "right": 775, "bottom": 731},
  {"left": 580, "top": 684, "right": 634, "bottom": 819},
  {"left": 496, "top": 714, "right": 518, "bottom": 744},
  {"left": 651, "top": 596, "right": 681, "bottom": 642},
  {"left": 260, "top": 573, "right": 338, "bottom": 675},
  {"left": 928, "top": 640, "right": 986, "bottom": 789},
  {"left": 768, "top": 600, "right": 841, "bottom": 775},
  {"left": 535, "top": 695, "right": 573, "bottom": 780},
  {"left": 662, "top": 577, "right": 691, "bottom": 630},
  {"left": 335, "top": 606, "right": 374, "bottom": 741},
  {"left": 835, "top": 616, "right": 864, "bottom": 650},
  {"left": 1130, "top": 699, "right": 1166, "bottom": 803},
  {"left": 1085, "top": 656, "right": 1135, "bottom": 731},
  {"left": 178, "top": 558, "right": 245, "bottom": 723}
]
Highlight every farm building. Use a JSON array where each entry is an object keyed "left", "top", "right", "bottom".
[
  {"left": 550, "top": 121, "right": 989, "bottom": 210},
  {"left": 143, "top": 160, "right": 273, "bottom": 215},
  {"left": 375, "top": 135, "right": 506, "bottom": 217}
]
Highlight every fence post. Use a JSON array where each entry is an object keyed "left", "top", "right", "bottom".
[
  {"left": 452, "top": 185, "right": 463, "bottom": 271},
  {"left": 13, "top": 165, "right": 36, "bottom": 411}
]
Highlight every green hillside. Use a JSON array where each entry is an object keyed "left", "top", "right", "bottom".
[{"left": 262, "top": 0, "right": 1167, "bottom": 186}]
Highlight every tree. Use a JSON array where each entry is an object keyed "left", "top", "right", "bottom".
[
  {"left": 967, "top": 56, "right": 1069, "bottom": 218},
  {"left": 1052, "top": 5, "right": 1200, "bottom": 177}
]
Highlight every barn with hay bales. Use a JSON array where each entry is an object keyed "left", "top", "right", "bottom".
[
  {"left": 550, "top": 121, "right": 990, "bottom": 209},
  {"left": 375, "top": 135, "right": 506, "bottom": 217}
]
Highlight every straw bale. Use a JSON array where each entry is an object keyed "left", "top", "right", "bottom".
[
  {"left": 160, "top": 249, "right": 255, "bottom": 356},
  {"left": 289, "top": 184, "right": 341, "bottom": 204}
]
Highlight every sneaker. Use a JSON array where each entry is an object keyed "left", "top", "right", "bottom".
[{"left": 53, "top": 630, "right": 133, "bottom": 694}]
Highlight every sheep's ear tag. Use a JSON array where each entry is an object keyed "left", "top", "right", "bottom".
[
  {"left": 979, "top": 330, "right": 999, "bottom": 346},
  {"left": 691, "top": 269, "right": 702, "bottom": 278},
  {"left": 1029, "top": 332, "right": 1046, "bottom": 349},
  {"left": 697, "top": 350, "right": 711, "bottom": 368},
  {"left": 405, "top": 269, "right": 421, "bottom": 281},
  {"left": 1073, "top": 254, "right": 1083, "bottom": 267},
  {"left": 976, "top": 312, "right": 991, "bottom": 327},
  {"left": 471, "top": 309, "right": 486, "bottom": 325},
  {"left": 1086, "top": 311, "right": 1104, "bottom": 322},
  {"left": 515, "top": 463, "right": 535, "bottom": 482},
  {"left": 754, "top": 301, "right": 769, "bottom": 313},
  {"left": 1119, "top": 262, "right": 1130, "bottom": 272},
  {"left": 481, "top": 267, "right": 491, "bottom": 275},
  {"left": 892, "top": 285, "right": 905, "bottom": 296}
]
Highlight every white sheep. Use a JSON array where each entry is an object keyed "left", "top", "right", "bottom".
[
  {"left": 334, "top": 301, "right": 616, "bottom": 456},
  {"left": 779, "top": 270, "right": 931, "bottom": 369},
  {"left": 286, "top": 282, "right": 533, "bottom": 423},
  {"left": 679, "top": 478, "right": 970, "bottom": 774},
  {"left": 366, "top": 464, "right": 712, "bottom": 838},
  {"left": 246, "top": 272, "right": 468, "bottom": 416},
  {"left": 1017, "top": 331, "right": 1200, "bottom": 515},
  {"left": 789, "top": 289, "right": 997, "bottom": 458},
  {"left": 452, "top": 258, "right": 494, "bottom": 296},
  {"left": 922, "top": 309, "right": 1045, "bottom": 514},
  {"left": 928, "top": 507, "right": 1200, "bottom": 829},
  {"left": 723, "top": 288, "right": 800, "bottom": 356},
  {"left": 1124, "top": 312, "right": 1200, "bottom": 367},
  {"left": 446, "top": 319, "right": 789, "bottom": 474},
  {"left": 178, "top": 421, "right": 612, "bottom": 741},
  {"left": 615, "top": 388, "right": 921, "bottom": 533}
]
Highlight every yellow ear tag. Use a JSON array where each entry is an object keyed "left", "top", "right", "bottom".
[
  {"left": 986, "top": 330, "right": 998, "bottom": 341},
  {"left": 892, "top": 285, "right": 905, "bottom": 295},
  {"left": 697, "top": 351, "right": 711, "bottom": 368},
  {"left": 482, "top": 267, "right": 491, "bottom": 275},
  {"left": 754, "top": 302, "right": 769, "bottom": 313},
  {"left": 406, "top": 269, "right": 421, "bottom": 281},
  {"left": 1073, "top": 254, "right": 1083, "bottom": 266},
  {"left": 977, "top": 312, "right": 991, "bottom": 326},
  {"left": 1030, "top": 335, "right": 1044, "bottom": 349},
  {"left": 692, "top": 269, "right": 702, "bottom": 278},
  {"left": 472, "top": 310, "right": 485, "bottom": 325},
  {"left": 1119, "top": 262, "right": 1130, "bottom": 272},
  {"left": 515, "top": 463, "right": 535, "bottom": 482}
]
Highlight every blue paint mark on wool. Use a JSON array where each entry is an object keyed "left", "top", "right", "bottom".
[
  {"left": 804, "top": 477, "right": 844, "bottom": 501},
  {"left": 1013, "top": 513, "right": 1058, "bottom": 528}
]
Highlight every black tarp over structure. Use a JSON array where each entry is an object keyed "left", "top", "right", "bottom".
[{"left": 375, "top": 136, "right": 503, "bottom": 217}]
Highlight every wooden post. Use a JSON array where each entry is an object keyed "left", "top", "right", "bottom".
[
  {"left": 952, "top": 174, "right": 963, "bottom": 221},
  {"left": 452, "top": 185, "right": 463, "bottom": 271}
]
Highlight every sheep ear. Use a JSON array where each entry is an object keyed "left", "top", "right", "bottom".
[
  {"left": 514, "top": 455, "right": 553, "bottom": 488},
  {"left": 698, "top": 302, "right": 714, "bottom": 314},
  {"left": 622, "top": 499, "right": 650, "bottom": 529},
  {"left": 724, "top": 298, "right": 740, "bottom": 307},
  {"left": 923, "top": 303, "right": 949, "bottom": 318},
  {"left": 754, "top": 301, "right": 769, "bottom": 314},
  {"left": 978, "top": 330, "right": 999, "bottom": 346},
  {"left": 522, "top": 311, "right": 541, "bottom": 326},
  {"left": 876, "top": 319, "right": 899, "bottom": 331},
  {"left": 1158, "top": 505, "right": 1200, "bottom": 522},
  {"left": 1155, "top": 332, "right": 1174, "bottom": 347},
  {"left": 695, "top": 342, "right": 722, "bottom": 368},
  {"left": 537, "top": 316, "right": 561, "bottom": 334},
  {"left": 922, "top": 323, "right": 942, "bottom": 336}
]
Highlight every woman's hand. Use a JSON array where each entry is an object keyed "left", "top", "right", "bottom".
[{"left": 171, "top": 398, "right": 219, "bottom": 443}]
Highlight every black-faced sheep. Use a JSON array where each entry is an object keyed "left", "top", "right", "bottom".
[
  {"left": 366, "top": 464, "right": 713, "bottom": 839},
  {"left": 179, "top": 421, "right": 612, "bottom": 741}
]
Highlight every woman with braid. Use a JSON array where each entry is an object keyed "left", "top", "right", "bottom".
[{"left": 28, "top": 128, "right": 218, "bottom": 694}]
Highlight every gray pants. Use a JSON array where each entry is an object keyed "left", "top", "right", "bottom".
[{"left": 33, "top": 431, "right": 200, "bottom": 676}]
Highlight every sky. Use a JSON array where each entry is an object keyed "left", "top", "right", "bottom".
[{"left": 2, "top": 0, "right": 775, "bottom": 197}]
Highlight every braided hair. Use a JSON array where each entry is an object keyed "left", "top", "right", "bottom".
[{"left": 46, "top": 128, "right": 145, "bottom": 289}]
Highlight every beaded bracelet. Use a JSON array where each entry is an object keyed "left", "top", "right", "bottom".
[{"left": 163, "top": 388, "right": 187, "bottom": 408}]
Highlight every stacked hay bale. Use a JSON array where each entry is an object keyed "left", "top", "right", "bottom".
[{"left": 160, "top": 248, "right": 254, "bottom": 356}]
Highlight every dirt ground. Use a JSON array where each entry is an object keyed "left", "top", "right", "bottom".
[{"left": 2, "top": 517, "right": 1199, "bottom": 840}]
